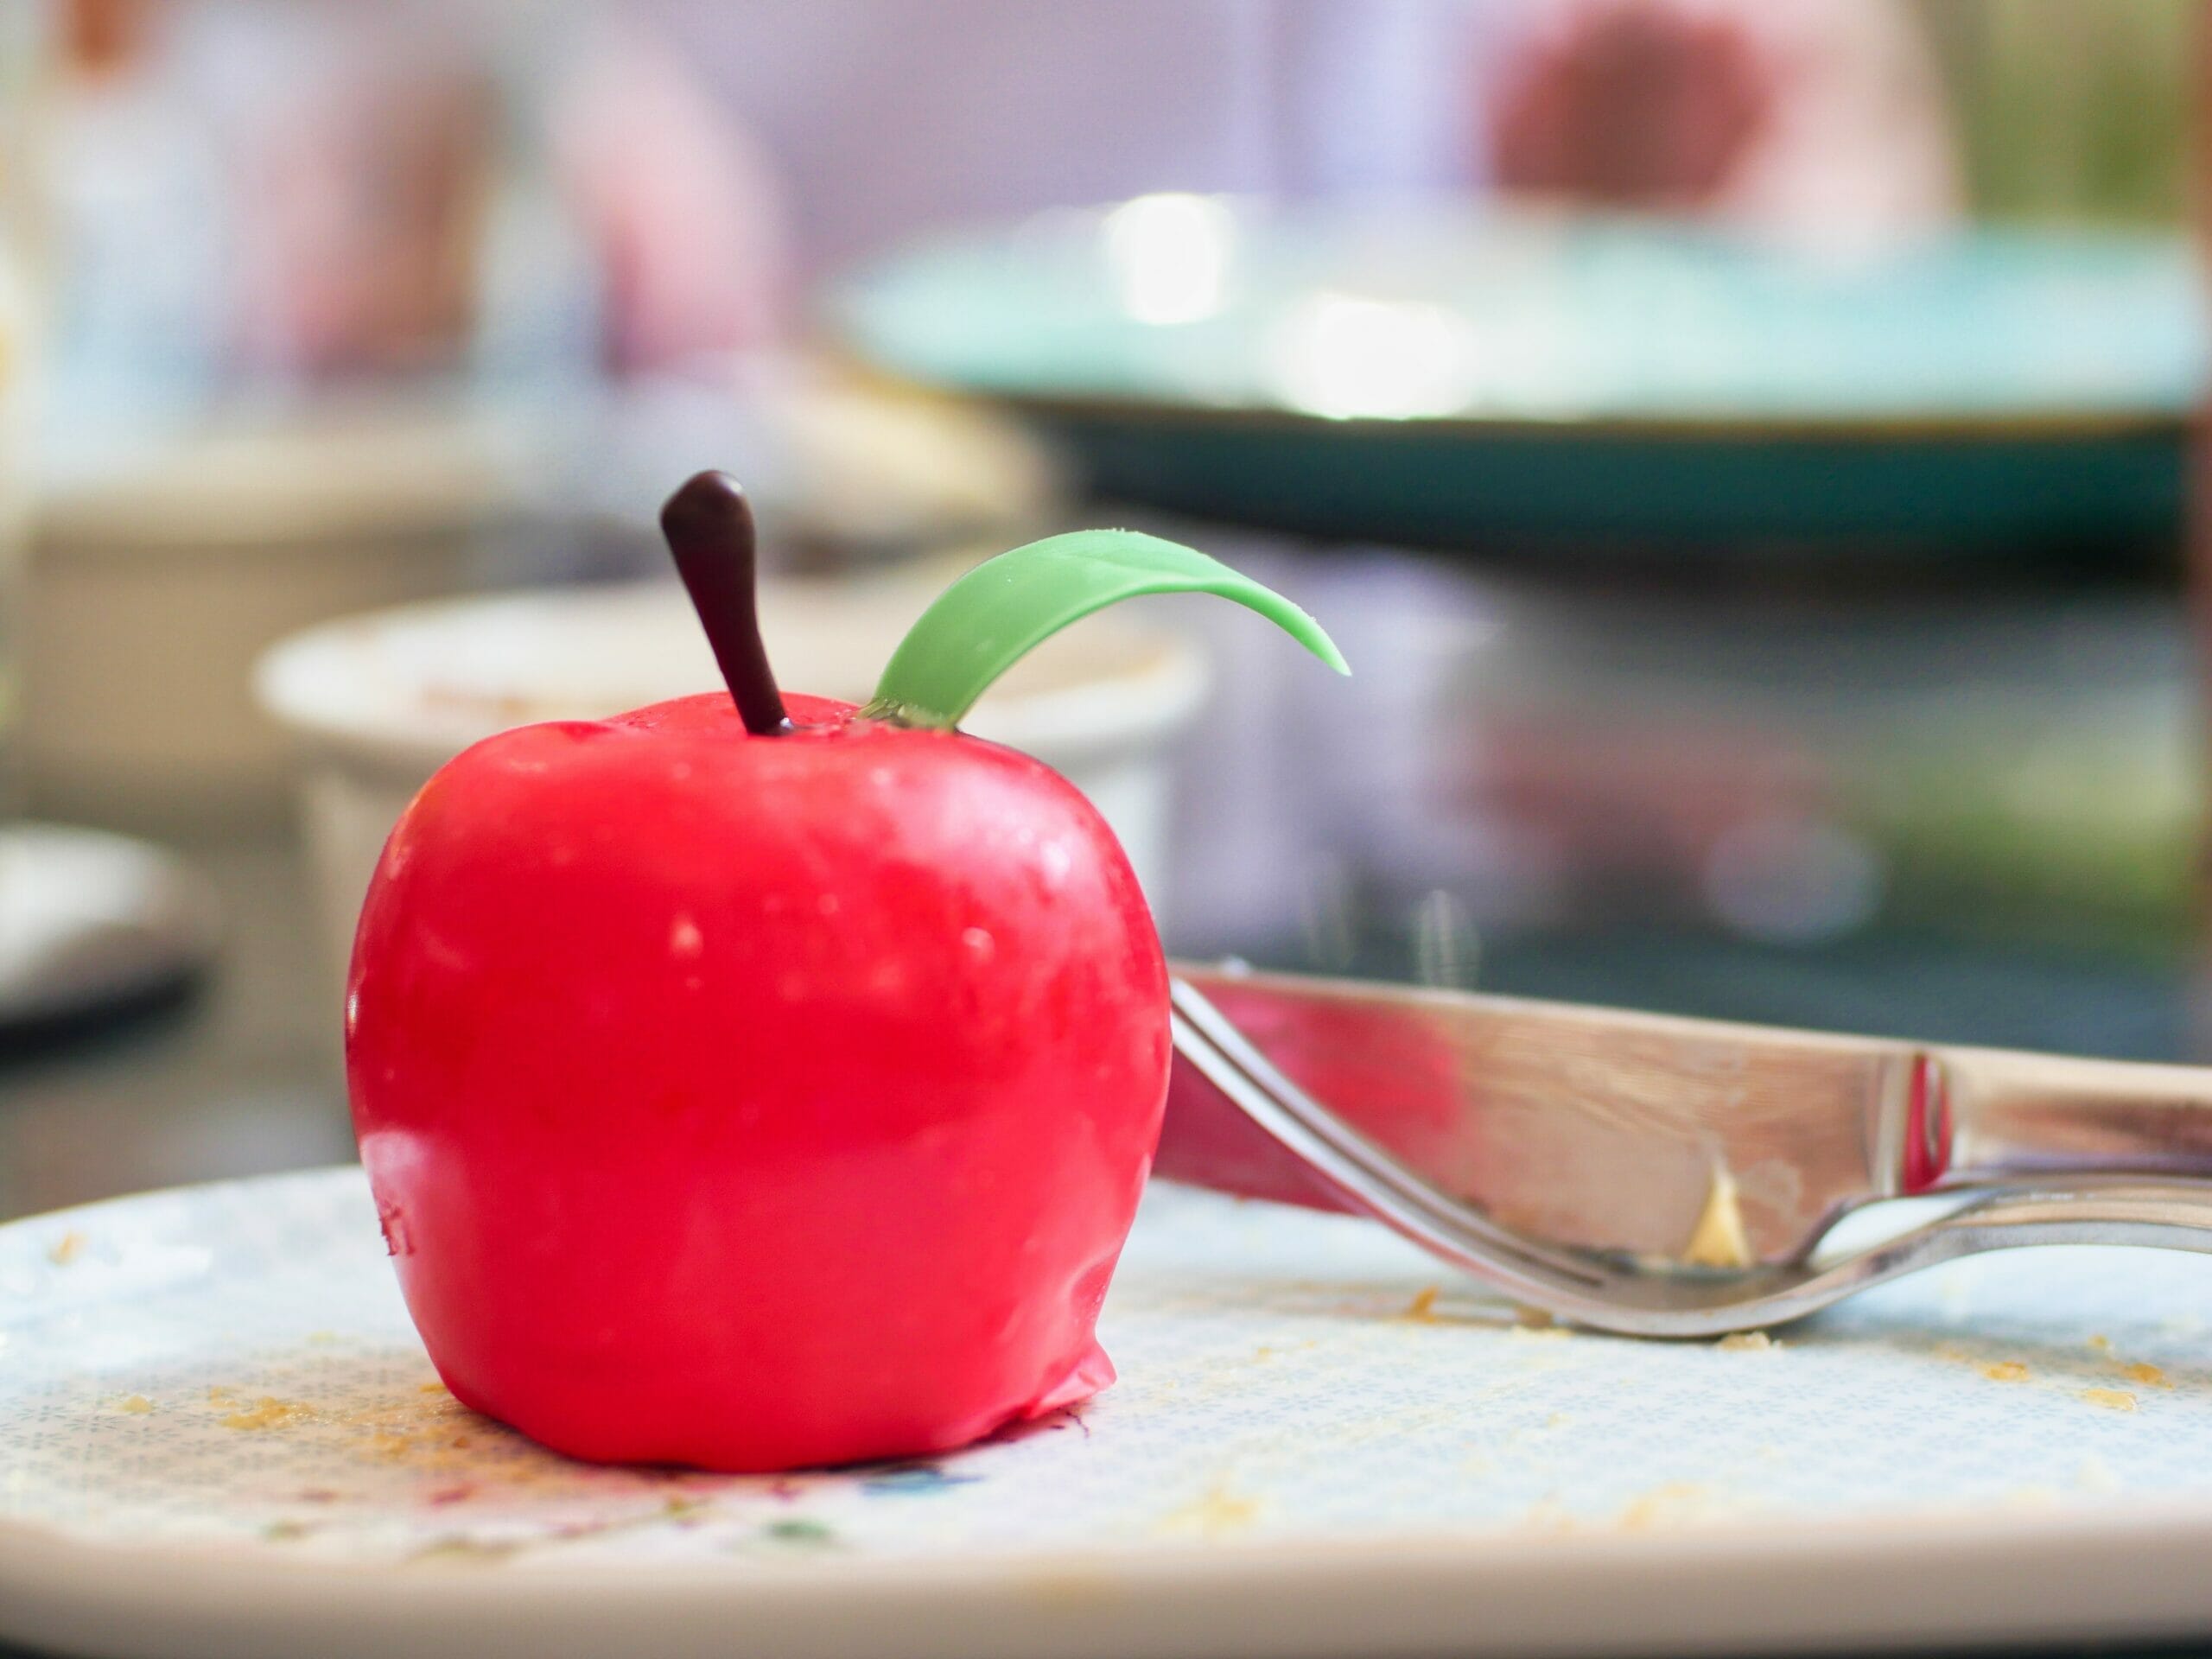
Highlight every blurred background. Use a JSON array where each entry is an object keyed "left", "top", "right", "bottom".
[{"left": 0, "top": 0, "right": 2202, "bottom": 1222}]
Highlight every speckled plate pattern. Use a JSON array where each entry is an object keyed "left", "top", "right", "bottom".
[{"left": 8, "top": 1167, "right": 2212, "bottom": 1659}]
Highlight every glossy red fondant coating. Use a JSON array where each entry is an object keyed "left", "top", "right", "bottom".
[{"left": 346, "top": 691, "right": 1170, "bottom": 1471}]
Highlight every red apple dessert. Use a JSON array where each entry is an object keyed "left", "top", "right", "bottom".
[{"left": 346, "top": 473, "right": 1343, "bottom": 1471}]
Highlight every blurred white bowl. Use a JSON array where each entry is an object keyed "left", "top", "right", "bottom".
[
  {"left": 27, "top": 404, "right": 538, "bottom": 827},
  {"left": 255, "top": 571, "right": 1209, "bottom": 982},
  {"left": 25, "top": 368, "right": 1066, "bottom": 830}
]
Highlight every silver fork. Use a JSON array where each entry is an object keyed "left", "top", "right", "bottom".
[{"left": 1165, "top": 969, "right": 2212, "bottom": 1338}]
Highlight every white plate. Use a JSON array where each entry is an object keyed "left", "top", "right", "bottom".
[{"left": 7, "top": 1168, "right": 2212, "bottom": 1659}]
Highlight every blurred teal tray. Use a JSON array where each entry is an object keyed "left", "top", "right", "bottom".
[{"left": 833, "top": 200, "right": 2202, "bottom": 552}]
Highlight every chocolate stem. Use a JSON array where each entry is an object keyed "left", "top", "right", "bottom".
[{"left": 661, "top": 472, "right": 791, "bottom": 736}]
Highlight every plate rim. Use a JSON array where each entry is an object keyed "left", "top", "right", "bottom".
[{"left": 5, "top": 1495, "right": 2212, "bottom": 1659}]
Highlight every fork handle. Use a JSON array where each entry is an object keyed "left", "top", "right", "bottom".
[{"left": 1936, "top": 1045, "right": 2212, "bottom": 1188}]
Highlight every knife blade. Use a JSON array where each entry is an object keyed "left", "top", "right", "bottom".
[{"left": 1157, "top": 963, "right": 2212, "bottom": 1266}]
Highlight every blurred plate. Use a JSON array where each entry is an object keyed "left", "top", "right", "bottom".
[
  {"left": 835, "top": 199, "right": 2202, "bottom": 551},
  {"left": 13, "top": 1168, "right": 2212, "bottom": 1656},
  {"left": 0, "top": 825, "right": 219, "bottom": 1046}
]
